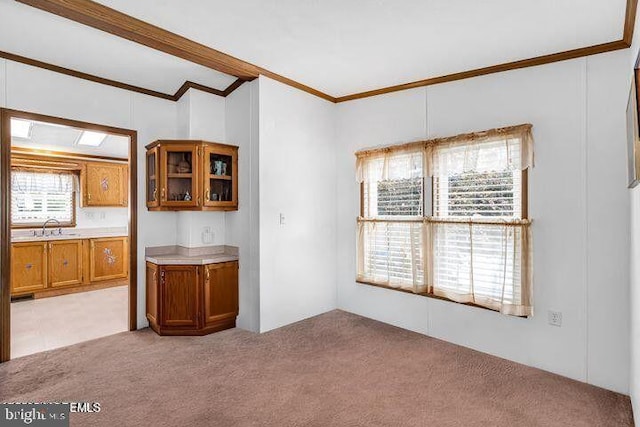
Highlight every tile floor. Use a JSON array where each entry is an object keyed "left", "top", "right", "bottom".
[{"left": 10, "top": 285, "right": 128, "bottom": 359}]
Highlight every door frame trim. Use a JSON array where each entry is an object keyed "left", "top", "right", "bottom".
[{"left": 0, "top": 108, "right": 138, "bottom": 362}]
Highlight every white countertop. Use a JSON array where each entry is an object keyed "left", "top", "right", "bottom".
[
  {"left": 145, "top": 253, "right": 238, "bottom": 266},
  {"left": 12, "top": 227, "right": 128, "bottom": 243},
  {"left": 145, "top": 245, "right": 238, "bottom": 266}
]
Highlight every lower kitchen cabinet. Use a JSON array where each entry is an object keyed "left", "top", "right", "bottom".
[
  {"left": 11, "top": 242, "right": 48, "bottom": 295},
  {"left": 203, "top": 262, "right": 239, "bottom": 327},
  {"left": 48, "top": 240, "right": 83, "bottom": 288},
  {"left": 146, "top": 260, "right": 238, "bottom": 336},
  {"left": 10, "top": 236, "right": 129, "bottom": 298},
  {"left": 160, "top": 265, "right": 200, "bottom": 329},
  {"left": 89, "top": 237, "right": 128, "bottom": 282}
]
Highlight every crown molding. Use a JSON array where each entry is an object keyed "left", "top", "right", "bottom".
[
  {"left": 13, "top": 0, "right": 639, "bottom": 104},
  {"left": 0, "top": 50, "right": 244, "bottom": 101}
]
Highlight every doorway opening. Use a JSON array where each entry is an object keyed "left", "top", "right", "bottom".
[{"left": 0, "top": 109, "right": 137, "bottom": 361}]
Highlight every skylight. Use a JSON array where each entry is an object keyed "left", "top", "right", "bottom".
[
  {"left": 77, "top": 131, "right": 107, "bottom": 147},
  {"left": 10, "top": 119, "right": 32, "bottom": 139}
]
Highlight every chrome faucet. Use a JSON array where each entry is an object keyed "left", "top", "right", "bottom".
[{"left": 42, "top": 218, "right": 61, "bottom": 236}]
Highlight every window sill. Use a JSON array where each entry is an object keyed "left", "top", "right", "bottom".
[
  {"left": 355, "top": 279, "right": 530, "bottom": 318},
  {"left": 12, "top": 222, "right": 76, "bottom": 229}
]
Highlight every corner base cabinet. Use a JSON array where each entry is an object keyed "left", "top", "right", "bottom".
[{"left": 146, "top": 261, "right": 238, "bottom": 336}]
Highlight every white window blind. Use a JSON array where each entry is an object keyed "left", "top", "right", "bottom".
[
  {"left": 356, "top": 124, "right": 534, "bottom": 316},
  {"left": 11, "top": 171, "right": 76, "bottom": 226},
  {"left": 430, "top": 134, "right": 531, "bottom": 314},
  {"left": 433, "top": 139, "right": 522, "bottom": 219},
  {"left": 358, "top": 148, "right": 426, "bottom": 293}
]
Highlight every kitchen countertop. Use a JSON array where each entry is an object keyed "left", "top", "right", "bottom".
[
  {"left": 12, "top": 227, "right": 128, "bottom": 243},
  {"left": 145, "top": 245, "right": 238, "bottom": 266}
]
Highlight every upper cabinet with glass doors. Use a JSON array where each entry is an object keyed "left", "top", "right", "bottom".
[{"left": 145, "top": 140, "right": 238, "bottom": 211}]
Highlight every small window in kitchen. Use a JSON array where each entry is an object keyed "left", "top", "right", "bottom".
[{"left": 11, "top": 170, "right": 78, "bottom": 227}]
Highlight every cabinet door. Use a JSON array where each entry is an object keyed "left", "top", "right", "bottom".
[
  {"left": 89, "top": 237, "right": 128, "bottom": 282},
  {"left": 203, "top": 261, "right": 238, "bottom": 326},
  {"left": 11, "top": 242, "right": 48, "bottom": 295},
  {"left": 146, "top": 262, "right": 159, "bottom": 324},
  {"left": 84, "top": 162, "right": 127, "bottom": 207},
  {"left": 146, "top": 147, "right": 160, "bottom": 208},
  {"left": 203, "top": 144, "right": 238, "bottom": 210},
  {"left": 159, "top": 144, "right": 200, "bottom": 208},
  {"left": 48, "top": 240, "right": 83, "bottom": 288},
  {"left": 159, "top": 265, "right": 200, "bottom": 328}
]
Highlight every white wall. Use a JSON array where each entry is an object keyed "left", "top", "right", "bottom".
[
  {"left": 336, "top": 51, "right": 631, "bottom": 393},
  {"left": 258, "top": 76, "right": 337, "bottom": 332},
  {"left": 629, "top": 13, "right": 640, "bottom": 421},
  {"left": 1, "top": 46, "right": 633, "bottom": 398},
  {"left": 75, "top": 205, "right": 128, "bottom": 229},
  {"left": 0, "top": 59, "right": 179, "bottom": 328},
  {"left": 631, "top": 186, "right": 640, "bottom": 423},
  {"left": 175, "top": 89, "right": 226, "bottom": 248},
  {"left": 225, "top": 81, "right": 261, "bottom": 332}
]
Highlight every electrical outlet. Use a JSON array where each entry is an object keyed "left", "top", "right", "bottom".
[
  {"left": 100, "top": 212, "right": 106, "bottom": 220},
  {"left": 201, "top": 226, "right": 214, "bottom": 244},
  {"left": 548, "top": 310, "right": 562, "bottom": 327},
  {"left": 279, "top": 213, "right": 286, "bottom": 226},
  {"left": 86, "top": 212, "right": 95, "bottom": 220}
]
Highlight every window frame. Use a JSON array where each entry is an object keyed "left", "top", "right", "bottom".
[
  {"left": 356, "top": 155, "right": 530, "bottom": 315},
  {"left": 10, "top": 168, "right": 78, "bottom": 229}
]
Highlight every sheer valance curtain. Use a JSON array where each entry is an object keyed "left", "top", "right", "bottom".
[
  {"left": 11, "top": 169, "right": 78, "bottom": 194},
  {"left": 356, "top": 124, "right": 534, "bottom": 316}
]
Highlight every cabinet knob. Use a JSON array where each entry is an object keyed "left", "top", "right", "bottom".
[
  {"left": 161, "top": 188, "right": 166, "bottom": 201},
  {"left": 25, "top": 263, "right": 32, "bottom": 270},
  {"left": 88, "top": 193, "right": 92, "bottom": 201},
  {"left": 152, "top": 187, "right": 157, "bottom": 201}
]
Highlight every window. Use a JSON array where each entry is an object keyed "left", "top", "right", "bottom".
[
  {"left": 11, "top": 170, "right": 77, "bottom": 227},
  {"left": 356, "top": 124, "right": 533, "bottom": 316},
  {"left": 358, "top": 149, "right": 426, "bottom": 292}
]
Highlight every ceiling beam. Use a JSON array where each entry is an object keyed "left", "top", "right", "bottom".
[
  {"left": 15, "top": 0, "right": 336, "bottom": 102},
  {"left": 16, "top": 0, "right": 261, "bottom": 80}
]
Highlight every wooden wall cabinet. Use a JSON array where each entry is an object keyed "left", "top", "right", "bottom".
[
  {"left": 10, "top": 236, "right": 129, "bottom": 298},
  {"left": 82, "top": 162, "right": 128, "bottom": 207},
  {"left": 146, "top": 140, "right": 238, "bottom": 211},
  {"left": 11, "top": 242, "right": 48, "bottom": 294},
  {"left": 146, "top": 260, "right": 238, "bottom": 336}
]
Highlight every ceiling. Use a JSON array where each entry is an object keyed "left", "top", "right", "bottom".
[
  {"left": 0, "top": 0, "right": 631, "bottom": 99},
  {"left": 0, "top": 0, "right": 237, "bottom": 95},
  {"left": 11, "top": 118, "right": 130, "bottom": 159},
  {"left": 94, "top": 0, "right": 627, "bottom": 97}
]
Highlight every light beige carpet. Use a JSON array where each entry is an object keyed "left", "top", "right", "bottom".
[{"left": 0, "top": 310, "right": 633, "bottom": 426}]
